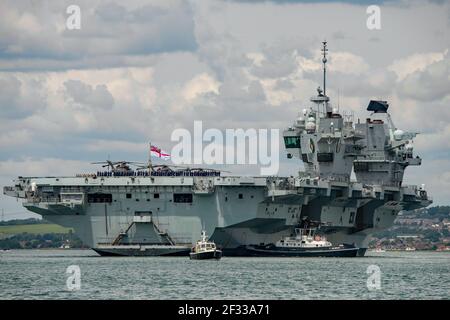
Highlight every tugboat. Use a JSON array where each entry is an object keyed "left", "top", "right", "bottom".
[
  {"left": 190, "top": 231, "right": 222, "bottom": 260},
  {"left": 244, "top": 227, "right": 359, "bottom": 257}
]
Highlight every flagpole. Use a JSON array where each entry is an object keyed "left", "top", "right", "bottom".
[{"left": 148, "top": 141, "right": 153, "bottom": 172}]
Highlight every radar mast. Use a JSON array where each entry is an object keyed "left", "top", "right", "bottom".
[
  {"left": 310, "top": 41, "right": 331, "bottom": 116},
  {"left": 321, "top": 41, "right": 328, "bottom": 96}
]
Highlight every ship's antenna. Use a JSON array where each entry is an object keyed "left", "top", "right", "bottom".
[{"left": 321, "top": 41, "right": 328, "bottom": 96}]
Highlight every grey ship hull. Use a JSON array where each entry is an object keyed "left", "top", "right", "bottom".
[
  {"left": 4, "top": 174, "right": 431, "bottom": 257},
  {"left": 92, "top": 245, "right": 191, "bottom": 257}
]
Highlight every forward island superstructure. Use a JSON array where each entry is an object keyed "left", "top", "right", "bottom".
[{"left": 3, "top": 42, "right": 432, "bottom": 256}]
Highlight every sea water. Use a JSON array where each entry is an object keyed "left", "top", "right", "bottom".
[{"left": 0, "top": 250, "right": 449, "bottom": 299}]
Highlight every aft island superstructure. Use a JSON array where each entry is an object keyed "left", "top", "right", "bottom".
[{"left": 4, "top": 42, "right": 432, "bottom": 256}]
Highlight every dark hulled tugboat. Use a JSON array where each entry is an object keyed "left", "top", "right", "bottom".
[
  {"left": 189, "top": 231, "right": 222, "bottom": 260},
  {"left": 244, "top": 220, "right": 359, "bottom": 257}
]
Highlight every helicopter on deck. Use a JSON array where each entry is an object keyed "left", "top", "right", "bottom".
[{"left": 91, "top": 160, "right": 145, "bottom": 173}]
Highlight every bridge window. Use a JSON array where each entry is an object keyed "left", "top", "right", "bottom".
[
  {"left": 87, "top": 193, "right": 112, "bottom": 203},
  {"left": 126, "top": 193, "right": 132, "bottom": 199},
  {"left": 238, "top": 193, "right": 243, "bottom": 199},
  {"left": 173, "top": 193, "right": 193, "bottom": 203},
  {"left": 154, "top": 193, "right": 160, "bottom": 199},
  {"left": 284, "top": 136, "right": 301, "bottom": 148}
]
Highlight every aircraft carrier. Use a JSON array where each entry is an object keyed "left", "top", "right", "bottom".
[{"left": 3, "top": 42, "right": 432, "bottom": 256}]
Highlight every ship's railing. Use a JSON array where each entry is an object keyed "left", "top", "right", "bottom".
[
  {"left": 76, "top": 173, "right": 97, "bottom": 178},
  {"left": 61, "top": 187, "right": 84, "bottom": 193},
  {"left": 298, "top": 174, "right": 344, "bottom": 183},
  {"left": 151, "top": 171, "right": 220, "bottom": 177},
  {"left": 78, "top": 171, "right": 221, "bottom": 178},
  {"left": 354, "top": 156, "right": 395, "bottom": 161}
]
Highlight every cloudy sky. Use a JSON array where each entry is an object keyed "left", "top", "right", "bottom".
[{"left": 0, "top": 0, "right": 449, "bottom": 219}]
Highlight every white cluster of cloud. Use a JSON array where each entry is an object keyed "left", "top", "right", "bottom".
[{"left": 1, "top": 0, "right": 450, "bottom": 218}]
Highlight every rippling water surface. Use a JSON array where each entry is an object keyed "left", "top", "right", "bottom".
[{"left": 0, "top": 250, "right": 449, "bottom": 299}]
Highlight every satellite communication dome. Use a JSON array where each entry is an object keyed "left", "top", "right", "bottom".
[
  {"left": 306, "top": 121, "right": 316, "bottom": 132},
  {"left": 394, "top": 129, "right": 404, "bottom": 141}
]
